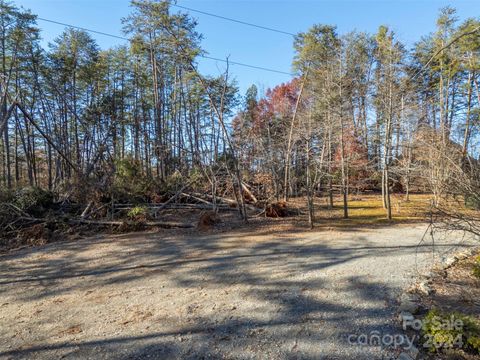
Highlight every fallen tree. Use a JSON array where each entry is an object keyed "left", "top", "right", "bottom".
[{"left": 69, "top": 219, "right": 195, "bottom": 229}]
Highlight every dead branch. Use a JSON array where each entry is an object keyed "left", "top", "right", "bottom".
[
  {"left": 241, "top": 182, "right": 258, "bottom": 203},
  {"left": 155, "top": 183, "right": 191, "bottom": 212},
  {"left": 81, "top": 201, "right": 94, "bottom": 218},
  {"left": 180, "top": 192, "right": 212, "bottom": 205}
]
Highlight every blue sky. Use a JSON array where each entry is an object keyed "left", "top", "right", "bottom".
[{"left": 14, "top": 0, "right": 480, "bottom": 96}]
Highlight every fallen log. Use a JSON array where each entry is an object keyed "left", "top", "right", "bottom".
[
  {"left": 155, "top": 183, "right": 191, "bottom": 212},
  {"left": 85, "top": 203, "right": 108, "bottom": 219},
  {"left": 241, "top": 182, "right": 258, "bottom": 203},
  {"left": 191, "top": 192, "right": 259, "bottom": 212},
  {"left": 114, "top": 204, "right": 234, "bottom": 211},
  {"left": 69, "top": 219, "right": 194, "bottom": 229},
  {"left": 190, "top": 192, "right": 233, "bottom": 205},
  {"left": 180, "top": 193, "right": 212, "bottom": 205}
]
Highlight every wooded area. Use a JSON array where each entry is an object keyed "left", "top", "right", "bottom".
[
  {"left": 2, "top": 2, "right": 480, "bottom": 359},
  {"left": 0, "top": 0, "right": 479, "bottom": 239}
]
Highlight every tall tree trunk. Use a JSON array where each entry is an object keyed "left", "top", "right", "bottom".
[
  {"left": 283, "top": 71, "right": 308, "bottom": 202},
  {"left": 462, "top": 72, "right": 473, "bottom": 157}
]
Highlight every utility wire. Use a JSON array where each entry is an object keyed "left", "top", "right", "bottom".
[
  {"left": 37, "top": 17, "right": 293, "bottom": 76},
  {"left": 38, "top": 17, "right": 129, "bottom": 41},
  {"left": 202, "top": 55, "right": 293, "bottom": 75},
  {"left": 171, "top": 3, "right": 296, "bottom": 37},
  {"left": 170, "top": 3, "right": 479, "bottom": 81}
]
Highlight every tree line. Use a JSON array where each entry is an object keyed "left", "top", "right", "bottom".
[
  {"left": 0, "top": 1, "right": 479, "bottom": 224},
  {"left": 233, "top": 8, "right": 479, "bottom": 224}
]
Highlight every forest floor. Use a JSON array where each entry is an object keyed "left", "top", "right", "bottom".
[{"left": 0, "top": 198, "right": 477, "bottom": 359}]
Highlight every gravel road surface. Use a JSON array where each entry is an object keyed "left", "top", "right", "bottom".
[{"left": 0, "top": 224, "right": 475, "bottom": 359}]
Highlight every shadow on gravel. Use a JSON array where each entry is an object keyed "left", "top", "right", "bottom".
[
  {"left": 0, "top": 227, "right": 475, "bottom": 359},
  {"left": 0, "top": 274, "right": 398, "bottom": 359}
]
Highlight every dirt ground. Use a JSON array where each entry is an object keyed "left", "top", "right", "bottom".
[
  {"left": 424, "top": 255, "right": 480, "bottom": 317},
  {"left": 0, "top": 218, "right": 476, "bottom": 360},
  {"left": 417, "top": 253, "right": 480, "bottom": 360}
]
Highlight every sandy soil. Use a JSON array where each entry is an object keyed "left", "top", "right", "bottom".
[{"left": 0, "top": 223, "right": 476, "bottom": 359}]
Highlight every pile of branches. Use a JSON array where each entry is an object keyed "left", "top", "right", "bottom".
[
  {"left": 0, "top": 188, "right": 75, "bottom": 250},
  {"left": 0, "top": 169, "right": 302, "bottom": 251},
  {"left": 0, "top": 202, "right": 43, "bottom": 234}
]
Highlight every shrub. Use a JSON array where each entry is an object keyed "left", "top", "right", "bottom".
[
  {"left": 465, "top": 195, "right": 480, "bottom": 210},
  {"left": 127, "top": 206, "right": 148, "bottom": 221},
  {"left": 0, "top": 188, "right": 14, "bottom": 203},
  {"left": 163, "top": 170, "right": 183, "bottom": 193},
  {"left": 473, "top": 256, "right": 480, "bottom": 279},
  {"left": 13, "top": 187, "right": 54, "bottom": 216},
  {"left": 422, "top": 309, "right": 480, "bottom": 354},
  {"left": 112, "top": 158, "right": 158, "bottom": 203}
]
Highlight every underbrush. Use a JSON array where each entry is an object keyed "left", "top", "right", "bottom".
[
  {"left": 473, "top": 256, "right": 480, "bottom": 279},
  {"left": 0, "top": 187, "right": 69, "bottom": 251},
  {"left": 422, "top": 309, "right": 480, "bottom": 355},
  {"left": 127, "top": 206, "right": 148, "bottom": 222}
]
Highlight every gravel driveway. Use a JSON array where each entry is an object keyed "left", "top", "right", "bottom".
[{"left": 0, "top": 223, "right": 475, "bottom": 359}]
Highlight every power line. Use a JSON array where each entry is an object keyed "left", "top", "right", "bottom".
[
  {"left": 171, "top": 3, "right": 296, "bottom": 37},
  {"left": 36, "top": 17, "right": 293, "bottom": 76},
  {"left": 38, "top": 17, "right": 129, "bottom": 41},
  {"left": 202, "top": 55, "right": 293, "bottom": 75}
]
